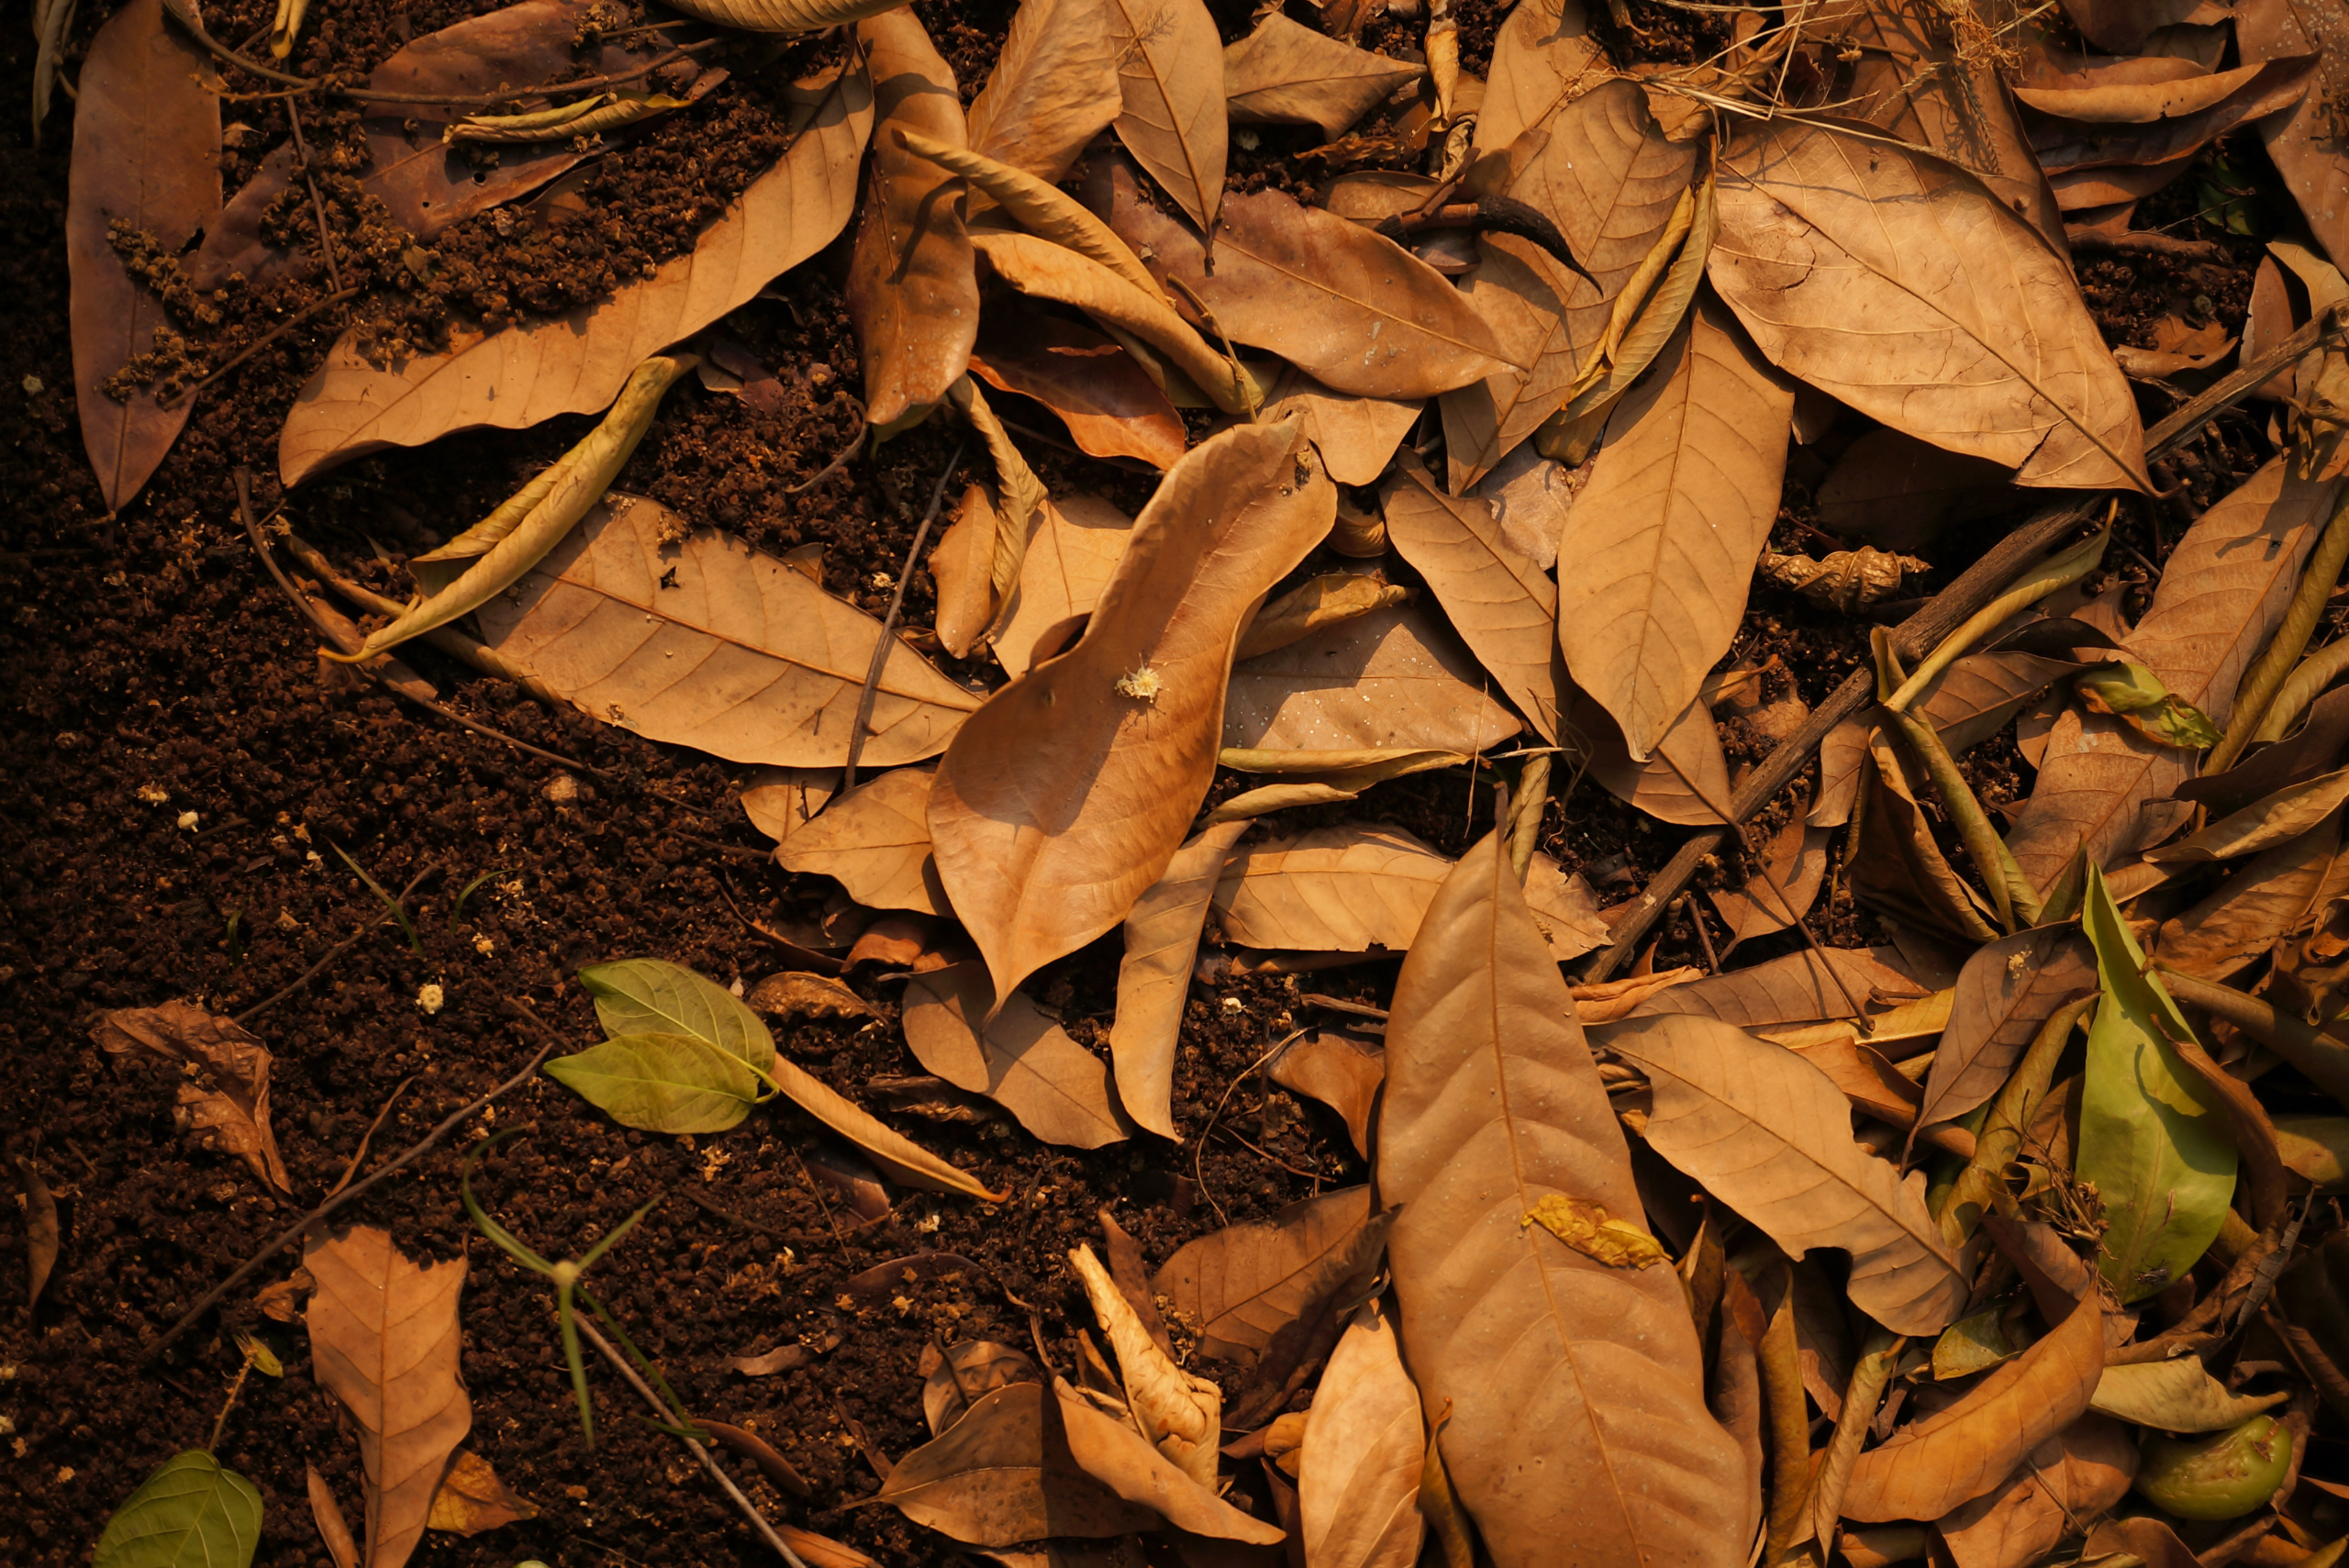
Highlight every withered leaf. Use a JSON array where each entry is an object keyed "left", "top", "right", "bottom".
[
  {"left": 777, "top": 766, "right": 948, "bottom": 915},
  {"left": 1297, "top": 1301, "right": 1425, "bottom": 1568},
  {"left": 475, "top": 495, "right": 978, "bottom": 768},
  {"left": 974, "top": 315, "right": 1184, "bottom": 473},
  {"left": 278, "top": 63, "right": 872, "bottom": 484},
  {"left": 903, "top": 963, "right": 1133, "bottom": 1150},
  {"left": 1568, "top": 684, "right": 1735, "bottom": 827},
  {"left": 92, "top": 1002, "right": 293, "bottom": 1195},
  {"left": 993, "top": 496, "right": 1137, "bottom": 678},
  {"left": 1709, "top": 119, "right": 2149, "bottom": 490},
  {"left": 67, "top": 0, "right": 219, "bottom": 512},
  {"left": 2031, "top": 57, "right": 2317, "bottom": 192},
  {"left": 1911, "top": 650, "right": 2085, "bottom": 757},
  {"left": 1815, "top": 428, "right": 2017, "bottom": 550},
  {"left": 1841, "top": 1286, "right": 2104, "bottom": 1522},
  {"left": 1109, "top": 820, "right": 1250, "bottom": 1139},
  {"left": 1561, "top": 299, "right": 1794, "bottom": 760},
  {"left": 1919, "top": 928, "right": 2098, "bottom": 1133},
  {"left": 1269, "top": 1033, "right": 1383, "bottom": 1158},
  {"left": 1258, "top": 367, "right": 1422, "bottom": 486},
  {"left": 14, "top": 1158, "right": 58, "bottom": 1311},
  {"left": 1236, "top": 573, "right": 1410, "bottom": 662},
  {"left": 1440, "top": 235, "right": 1591, "bottom": 491},
  {"left": 1104, "top": 0, "right": 1228, "bottom": 233},
  {"left": 1624, "top": 947, "right": 1928, "bottom": 1029},
  {"left": 2146, "top": 764, "right": 2349, "bottom": 863},
  {"left": 1152, "top": 1185, "right": 1376, "bottom": 1365},
  {"left": 2059, "top": 0, "right": 2205, "bottom": 51},
  {"left": 1706, "top": 809, "right": 1831, "bottom": 950},
  {"left": 745, "top": 971, "right": 875, "bottom": 1023},
  {"left": 741, "top": 766, "right": 837, "bottom": 843},
  {"left": 1071, "top": 1243, "right": 1220, "bottom": 1485},
  {"left": 1599, "top": 1013, "right": 1967, "bottom": 1334},
  {"left": 306, "top": 1227, "right": 471, "bottom": 1568},
  {"left": 1213, "top": 823, "right": 1609, "bottom": 960},
  {"left": 1099, "top": 166, "right": 1512, "bottom": 399},
  {"left": 929, "top": 418, "right": 1333, "bottom": 1003},
  {"left": 965, "top": 0, "right": 1122, "bottom": 184},
  {"left": 1757, "top": 548, "right": 1930, "bottom": 614},
  {"left": 1473, "top": 0, "right": 1605, "bottom": 159},
  {"left": 426, "top": 1450, "right": 537, "bottom": 1536},
  {"left": 1933, "top": 1415, "right": 2136, "bottom": 1568},
  {"left": 848, "top": 9, "right": 977, "bottom": 427},
  {"left": 1223, "top": 605, "right": 1525, "bottom": 756},
  {"left": 2241, "top": 0, "right": 2349, "bottom": 275},
  {"left": 1223, "top": 14, "right": 1422, "bottom": 139},
  {"left": 306, "top": 1465, "right": 359, "bottom": 1568},
  {"left": 1379, "top": 833, "right": 1753, "bottom": 1568},
  {"left": 879, "top": 1382, "right": 1161, "bottom": 1543},
  {"left": 2156, "top": 809, "right": 2349, "bottom": 980},
  {"left": 924, "top": 1340, "right": 1041, "bottom": 1436}
]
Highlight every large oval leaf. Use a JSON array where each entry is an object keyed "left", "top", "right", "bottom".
[
  {"left": 94, "top": 1451, "right": 263, "bottom": 1568},
  {"left": 1378, "top": 831, "right": 1753, "bottom": 1568},
  {"left": 929, "top": 417, "right": 1333, "bottom": 1003},
  {"left": 1103, "top": 0, "right": 1227, "bottom": 232},
  {"left": 578, "top": 957, "right": 775, "bottom": 1068},
  {"left": 545, "top": 1032, "right": 763, "bottom": 1135}
]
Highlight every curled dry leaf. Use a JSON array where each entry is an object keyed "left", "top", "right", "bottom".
[
  {"left": 1224, "top": 605, "right": 1525, "bottom": 756},
  {"left": 306, "top": 1226, "right": 472, "bottom": 1568},
  {"left": 1071, "top": 1243, "right": 1221, "bottom": 1486},
  {"left": 745, "top": 971, "right": 875, "bottom": 1023},
  {"left": 14, "top": 1158, "right": 58, "bottom": 1310},
  {"left": 475, "top": 495, "right": 977, "bottom": 768},
  {"left": 1933, "top": 1415, "right": 2137, "bottom": 1568},
  {"left": 903, "top": 963, "right": 1134, "bottom": 1149},
  {"left": 67, "top": 0, "right": 219, "bottom": 513},
  {"left": 2091, "top": 1358, "right": 2290, "bottom": 1432},
  {"left": 1109, "top": 820, "right": 1250, "bottom": 1138},
  {"left": 91, "top": 1002, "right": 294, "bottom": 1195},
  {"left": 928, "top": 417, "right": 1333, "bottom": 1004},
  {"left": 965, "top": 0, "right": 1121, "bottom": 184},
  {"left": 1100, "top": 167, "right": 1514, "bottom": 400},
  {"left": 1152, "top": 1185, "right": 1376, "bottom": 1365},
  {"left": 1383, "top": 462, "right": 1564, "bottom": 742},
  {"left": 307, "top": 1465, "right": 360, "bottom": 1568},
  {"left": 426, "top": 1449, "right": 538, "bottom": 1536},
  {"left": 1757, "top": 548, "right": 1930, "bottom": 614},
  {"left": 1214, "top": 823, "right": 1609, "bottom": 960},
  {"left": 1560, "top": 299, "right": 1795, "bottom": 760},
  {"left": 1223, "top": 14, "right": 1423, "bottom": 139},
  {"left": 924, "top": 1339, "right": 1041, "bottom": 1436},
  {"left": 654, "top": 0, "right": 911, "bottom": 29},
  {"left": 2241, "top": 0, "right": 2349, "bottom": 273},
  {"left": 1599, "top": 1013, "right": 1966, "bottom": 1335},
  {"left": 1104, "top": 0, "right": 1227, "bottom": 232},
  {"left": 848, "top": 9, "right": 977, "bottom": 427},
  {"left": 1298, "top": 1300, "right": 1426, "bottom": 1568},
  {"left": 1626, "top": 946, "right": 1928, "bottom": 1029},
  {"left": 1237, "top": 573, "right": 1411, "bottom": 662},
  {"left": 973, "top": 315, "right": 1185, "bottom": 473},
  {"left": 1378, "top": 833, "right": 1752, "bottom": 1568},
  {"left": 1919, "top": 927, "right": 2098, "bottom": 1133},
  {"left": 1709, "top": 119, "right": 2149, "bottom": 490},
  {"left": 1840, "top": 1287, "right": 2105, "bottom": 1523},
  {"left": 1270, "top": 1033, "right": 1383, "bottom": 1158},
  {"left": 776, "top": 765, "right": 948, "bottom": 915},
  {"left": 277, "top": 62, "right": 873, "bottom": 484}
]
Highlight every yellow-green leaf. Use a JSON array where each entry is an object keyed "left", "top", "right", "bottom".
[
  {"left": 544, "top": 1033, "right": 763, "bottom": 1135},
  {"left": 95, "top": 1451, "right": 264, "bottom": 1568}
]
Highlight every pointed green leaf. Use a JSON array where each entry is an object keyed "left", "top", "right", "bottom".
[
  {"left": 546, "top": 1032, "right": 762, "bottom": 1134},
  {"left": 2077, "top": 862, "right": 2237, "bottom": 1303},
  {"left": 578, "top": 958, "right": 776, "bottom": 1073},
  {"left": 94, "top": 1451, "right": 263, "bottom": 1568}
]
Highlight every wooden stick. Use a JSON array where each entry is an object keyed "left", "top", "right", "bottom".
[{"left": 1582, "top": 305, "right": 2347, "bottom": 980}]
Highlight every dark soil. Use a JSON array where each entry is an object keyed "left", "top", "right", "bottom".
[{"left": 0, "top": 4, "right": 2283, "bottom": 1567}]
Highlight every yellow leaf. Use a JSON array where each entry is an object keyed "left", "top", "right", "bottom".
[{"left": 1520, "top": 1195, "right": 1671, "bottom": 1270}]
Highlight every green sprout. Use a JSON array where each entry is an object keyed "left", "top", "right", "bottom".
[
  {"left": 460, "top": 1131, "right": 695, "bottom": 1446},
  {"left": 331, "top": 842, "right": 422, "bottom": 955},
  {"left": 449, "top": 868, "right": 511, "bottom": 930}
]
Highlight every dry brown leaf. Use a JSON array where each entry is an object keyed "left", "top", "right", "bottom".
[
  {"left": 1709, "top": 119, "right": 2149, "bottom": 491},
  {"left": 1841, "top": 1287, "right": 2105, "bottom": 1522},
  {"left": 778, "top": 1523, "right": 883, "bottom": 1568},
  {"left": 1707, "top": 810, "right": 1831, "bottom": 949},
  {"left": 67, "top": 0, "right": 218, "bottom": 513},
  {"left": 776, "top": 766, "right": 947, "bottom": 915},
  {"left": 1379, "top": 833, "right": 1753, "bottom": 1568},
  {"left": 1625, "top": 947, "right": 1928, "bottom": 1029},
  {"left": 1298, "top": 1300, "right": 1425, "bottom": 1568},
  {"left": 1560, "top": 299, "right": 1794, "bottom": 760},
  {"left": 91, "top": 1002, "right": 293, "bottom": 1195},
  {"left": 1440, "top": 235, "right": 1591, "bottom": 491},
  {"left": 1919, "top": 928, "right": 2097, "bottom": 1134},
  {"left": 1214, "top": 823, "right": 1609, "bottom": 959},
  {"left": 474, "top": 495, "right": 977, "bottom": 767},
  {"left": 2017, "top": 58, "right": 2283, "bottom": 123},
  {"left": 973, "top": 315, "right": 1185, "bottom": 473},
  {"left": 1224, "top": 605, "right": 1524, "bottom": 755},
  {"left": 745, "top": 971, "right": 875, "bottom": 1023},
  {"left": 1911, "top": 651, "right": 2085, "bottom": 756},
  {"left": 1224, "top": 14, "right": 1422, "bottom": 139},
  {"left": 965, "top": 0, "right": 1121, "bottom": 184},
  {"left": 2058, "top": 0, "right": 2206, "bottom": 50},
  {"left": 1855, "top": 738, "right": 2002, "bottom": 944},
  {"left": 1071, "top": 1243, "right": 1221, "bottom": 1486},
  {"left": 2148, "top": 765, "right": 2349, "bottom": 863},
  {"left": 1098, "top": 167, "right": 1513, "bottom": 399},
  {"left": 1757, "top": 548, "right": 1928, "bottom": 614},
  {"left": 993, "top": 496, "right": 1137, "bottom": 678},
  {"left": 1237, "top": 576, "right": 1413, "bottom": 667},
  {"left": 923, "top": 1340, "right": 1041, "bottom": 1436},
  {"left": 742, "top": 766, "right": 837, "bottom": 843},
  {"left": 306, "top": 1227, "right": 471, "bottom": 1568},
  {"left": 848, "top": 10, "right": 976, "bottom": 427},
  {"left": 1472, "top": 0, "right": 1605, "bottom": 160},
  {"left": 307, "top": 1466, "right": 359, "bottom": 1568},
  {"left": 426, "top": 1449, "right": 537, "bottom": 1536},
  {"left": 1258, "top": 367, "right": 1422, "bottom": 486},
  {"left": 1109, "top": 820, "right": 1250, "bottom": 1139},
  {"left": 1152, "top": 1186, "right": 1376, "bottom": 1365},
  {"left": 904, "top": 963, "right": 1133, "bottom": 1149},
  {"left": 876, "top": 1381, "right": 1165, "bottom": 1543},
  {"left": 2157, "top": 809, "right": 2349, "bottom": 980},
  {"left": 1816, "top": 428, "right": 2018, "bottom": 551},
  {"left": 1566, "top": 684, "right": 1734, "bottom": 827},
  {"left": 1270, "top": 1033, "right": 1383, "bottom": 1159},
  {"left": 2241, "top": 0, "right": 2349, "bottom": 274},
  {"left": 1601, "top": 1013, "right": 1965, "bottom": 1334},
  {"left": 2032, "top": 57, "right": 2317, "bottom": 185},
  {"left": 1382, "top": 462, "right": 1564, "bottom": 742},
  {"left": 2007, "top": 461, "right": 2342, "bottom": 892},
  {"left": 276, "top": 63, "right": 872, "bottom": 484},
  {"left": 1104, "top": 0, "right": 1227, "bottom": 233},
  {"left": 1933, "top": 1415, "right": 2136, "bottom": 1568},
  {"left": 929, "top": 418, "right": 1333, "bottom": 1002},
  {"left": 14, "top": 1159, "right": 58, "bottom": 1312}
]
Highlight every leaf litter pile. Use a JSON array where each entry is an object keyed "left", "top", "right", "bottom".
[{"left": 20, "top": 0, "right": 2349, "bottom": 1562}]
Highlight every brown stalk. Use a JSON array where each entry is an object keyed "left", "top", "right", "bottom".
[
  {"left": 234, "top": 861, "right": 439, "bottom": 1026},
  {"left": 1585, "top": 304, "right": 2349, "bottom": 980},
  {"left": 284, "top": 99, "right": 341, "bottom": 295},
  {"left": 141, "top": 1003, "right": 561, "bottom": 1362},
  {"left": 158, "top": 286, "right": 357, "bottom": 409},
  {"left": 841, "top": 434, "right": 967, "bottom": 794}
]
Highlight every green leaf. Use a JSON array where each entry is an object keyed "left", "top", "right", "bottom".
[
  {"left": 2076, "top": 660, "right": 2221, "bottom": 749},
  {"left": 94, "top": 1451, "right": 263, "bottom": 1568},
  {"left": 545, "top": 1033, "right": 763, "bottom": 1134},
  {"left": 578, "top": 958, "right": 776, "bottom": 1073},
  {"left": 2077, "top": 862, "right": 2237, "bottom": 1304}
]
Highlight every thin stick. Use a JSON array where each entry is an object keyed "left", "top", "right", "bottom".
[
  {"left": 1584, "top": 303, "right": 2349, "bottom": 981},
  {"left": 574, "top": 1315, "right": 813, "bottom": 1568},
  {"left": 235, "top": 862, "right": 438, "bottom": 1025},
  {"left": 142, "top": 1007, "right": 560, "bottom": 1362},
  {"left": 325, "top": 1075, "right": 416, "bottom": 1198},
  {"left": 284, "top": 100, "right": 342, "bottom": 295},
  {"left": 1195, "top": 1032, "right": 1304, "bottom": 1228},
  {"left": 159, "top": 287, "right": 357, "bottom": 409},
  {"left": 784, "top": 396, "right": 866, "bottom": 495},
  {"left": 842, "top": 435, "right": 967, "bottom": 793}
]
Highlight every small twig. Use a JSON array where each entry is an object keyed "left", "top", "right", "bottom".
[
  {"left": 842, "top": 435, "right": 968, "bottom": 793},
  {"left": 1194, "top": 1032, "right": 1304, "bottom": 1228},
  {"left": 2065, "top": 228, "right": 2235, "bottom": 265},
  {"left": 1211, "top": 1124, "right": 1332, "bottom": 1182},
  {"left": 325, "top": 1075, "right": 416, "bottom": 1198},
  {"left": 284, "top": 100, "right": 342, "bottom": 295},
  {"left": 574, "top": 1315, "right": 813, "bottom": 1568},
  {"left": 236, "top": 862, "right": 439, "bottom": 1025},
  {"left": 159, "top": 287, "right": 357, "bottom": 409},
  {"left": 206, "top": 1357, "right": 255, "bottom": 1453},
  {"left": 338, "top": 40, "right": 720, "bottom": 108},
  {"left": 142, "top": 1007, "right": 561, "bottom": 1362},
  {"left": 784, "top": 396, "right": 866, "bottom": 495},
  {"left": 791, "top": 1148, "right": 847, "bottom": 1249},
  {"left": 1682, "top": 895, "right": 1720, "bottom": 974}
]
